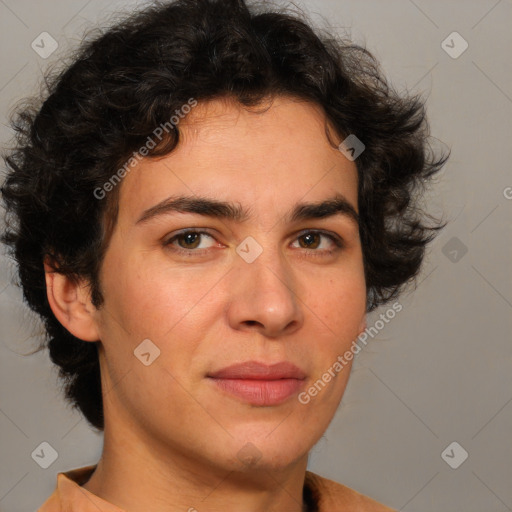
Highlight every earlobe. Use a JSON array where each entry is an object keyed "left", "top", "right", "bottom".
[{"left": 44, "top": 259, "right": 100, "bottom": 342}]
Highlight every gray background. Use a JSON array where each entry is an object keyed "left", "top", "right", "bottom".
[{"left": 0, "top": 0, "right": 511, "bottom": 511}]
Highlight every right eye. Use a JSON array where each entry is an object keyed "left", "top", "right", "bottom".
[{"left": 163, "top": 229, "right": 222, "bottom": 256}]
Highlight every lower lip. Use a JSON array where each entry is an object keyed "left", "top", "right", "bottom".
[{"left": 208, "top": 378, "right": 304, "bottom": 406}]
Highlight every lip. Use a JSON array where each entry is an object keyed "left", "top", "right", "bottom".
[
  {"left": 208, "top": 361, "right": 307, "bottom": 380},
  {"left": 207, "top": 361, "right": 307, "bottom": 406}
]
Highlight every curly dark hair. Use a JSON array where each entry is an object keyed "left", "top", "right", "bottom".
[{"left": 1, "top": 0, "right": 448, "bottom": 431}]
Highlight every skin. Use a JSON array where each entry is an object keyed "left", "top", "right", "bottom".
[{"left": 45, "top": 96, "right": 367, "bottom": 512}]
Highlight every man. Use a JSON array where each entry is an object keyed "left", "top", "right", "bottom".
[{"left": 1, "top": 0, "right": 447, "bottom": 510}]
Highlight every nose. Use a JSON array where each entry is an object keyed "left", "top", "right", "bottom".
[{"left": 226, "top": 247, "right": 304, "bottom": 338}]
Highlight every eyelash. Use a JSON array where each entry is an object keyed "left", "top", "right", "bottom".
[{"left": 163, "top": 229, "right": 344, "bottom": 257}]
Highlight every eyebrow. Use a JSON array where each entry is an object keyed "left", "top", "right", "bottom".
[{"left": 135, "top": 194, "right": 359, "bottom": 227}]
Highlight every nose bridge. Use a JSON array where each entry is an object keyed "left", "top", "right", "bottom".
[
  {"left": 228, "top": 238, "right": 303, "bottom": 335},
  {"left": 254, "top": 249, "right": 293, "bottom": 299}
]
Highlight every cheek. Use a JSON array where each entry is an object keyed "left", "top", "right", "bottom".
[
  {"left": 304, "top": 272, "right": 365, "bottom": 403},
  {"left": 99, "top": 247, "right": 211, "bottom": 336},
  {"left": 101, "top": 270, "right": 170, "bottom": 335},
  {"left": 303, "top": 267, "right": 366, "bottom": 339}
]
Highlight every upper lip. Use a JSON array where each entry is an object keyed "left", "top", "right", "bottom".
[{"left": 208, "top": 361, "right": 307, "bottom": 380}]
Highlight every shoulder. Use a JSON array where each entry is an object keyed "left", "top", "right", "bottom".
[{"left": 305, "top": 470, "right": 396, "bottom": 512}]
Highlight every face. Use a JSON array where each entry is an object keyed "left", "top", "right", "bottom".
[{"left": 91, "top": 96, "right": 366, "bottom": 474}]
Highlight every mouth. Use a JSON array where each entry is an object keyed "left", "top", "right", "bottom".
[{"left": 207, "top": 361, "right": 307, "bottom": 406}]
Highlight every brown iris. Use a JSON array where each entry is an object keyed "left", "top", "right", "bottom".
[
  {"left": 177, "top": 232, "right": 201, "bottom": 249},
  {"left": 298, "top": 233, "right": 321, "bottom": 249}
]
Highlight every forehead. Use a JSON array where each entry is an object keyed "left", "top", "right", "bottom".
[{"left": 116, "top": 96, "right": 358, "bottom": 225}]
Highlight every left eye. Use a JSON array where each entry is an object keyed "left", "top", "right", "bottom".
[{"left": 290, "top": 231, "right": 340, "bottom": 251}]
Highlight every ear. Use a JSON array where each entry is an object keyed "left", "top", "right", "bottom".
[{"left": 44, "top": 259, "right": 100, "bottom": 342}]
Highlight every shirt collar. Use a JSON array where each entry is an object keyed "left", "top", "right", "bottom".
[
  {"left": 39, "top": 465, "right": 124, "bottom": 512},
  {"left": 38, "top": 464, "right": 394, "bottom": 511}
]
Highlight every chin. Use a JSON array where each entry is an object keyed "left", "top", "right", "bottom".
[{"left": 217, "top": 427, "right": 313, "bottom": 473}]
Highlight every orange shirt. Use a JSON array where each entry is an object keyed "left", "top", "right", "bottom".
[{"left": 37, "top": 465, "right": 395, "bottom": 511}]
